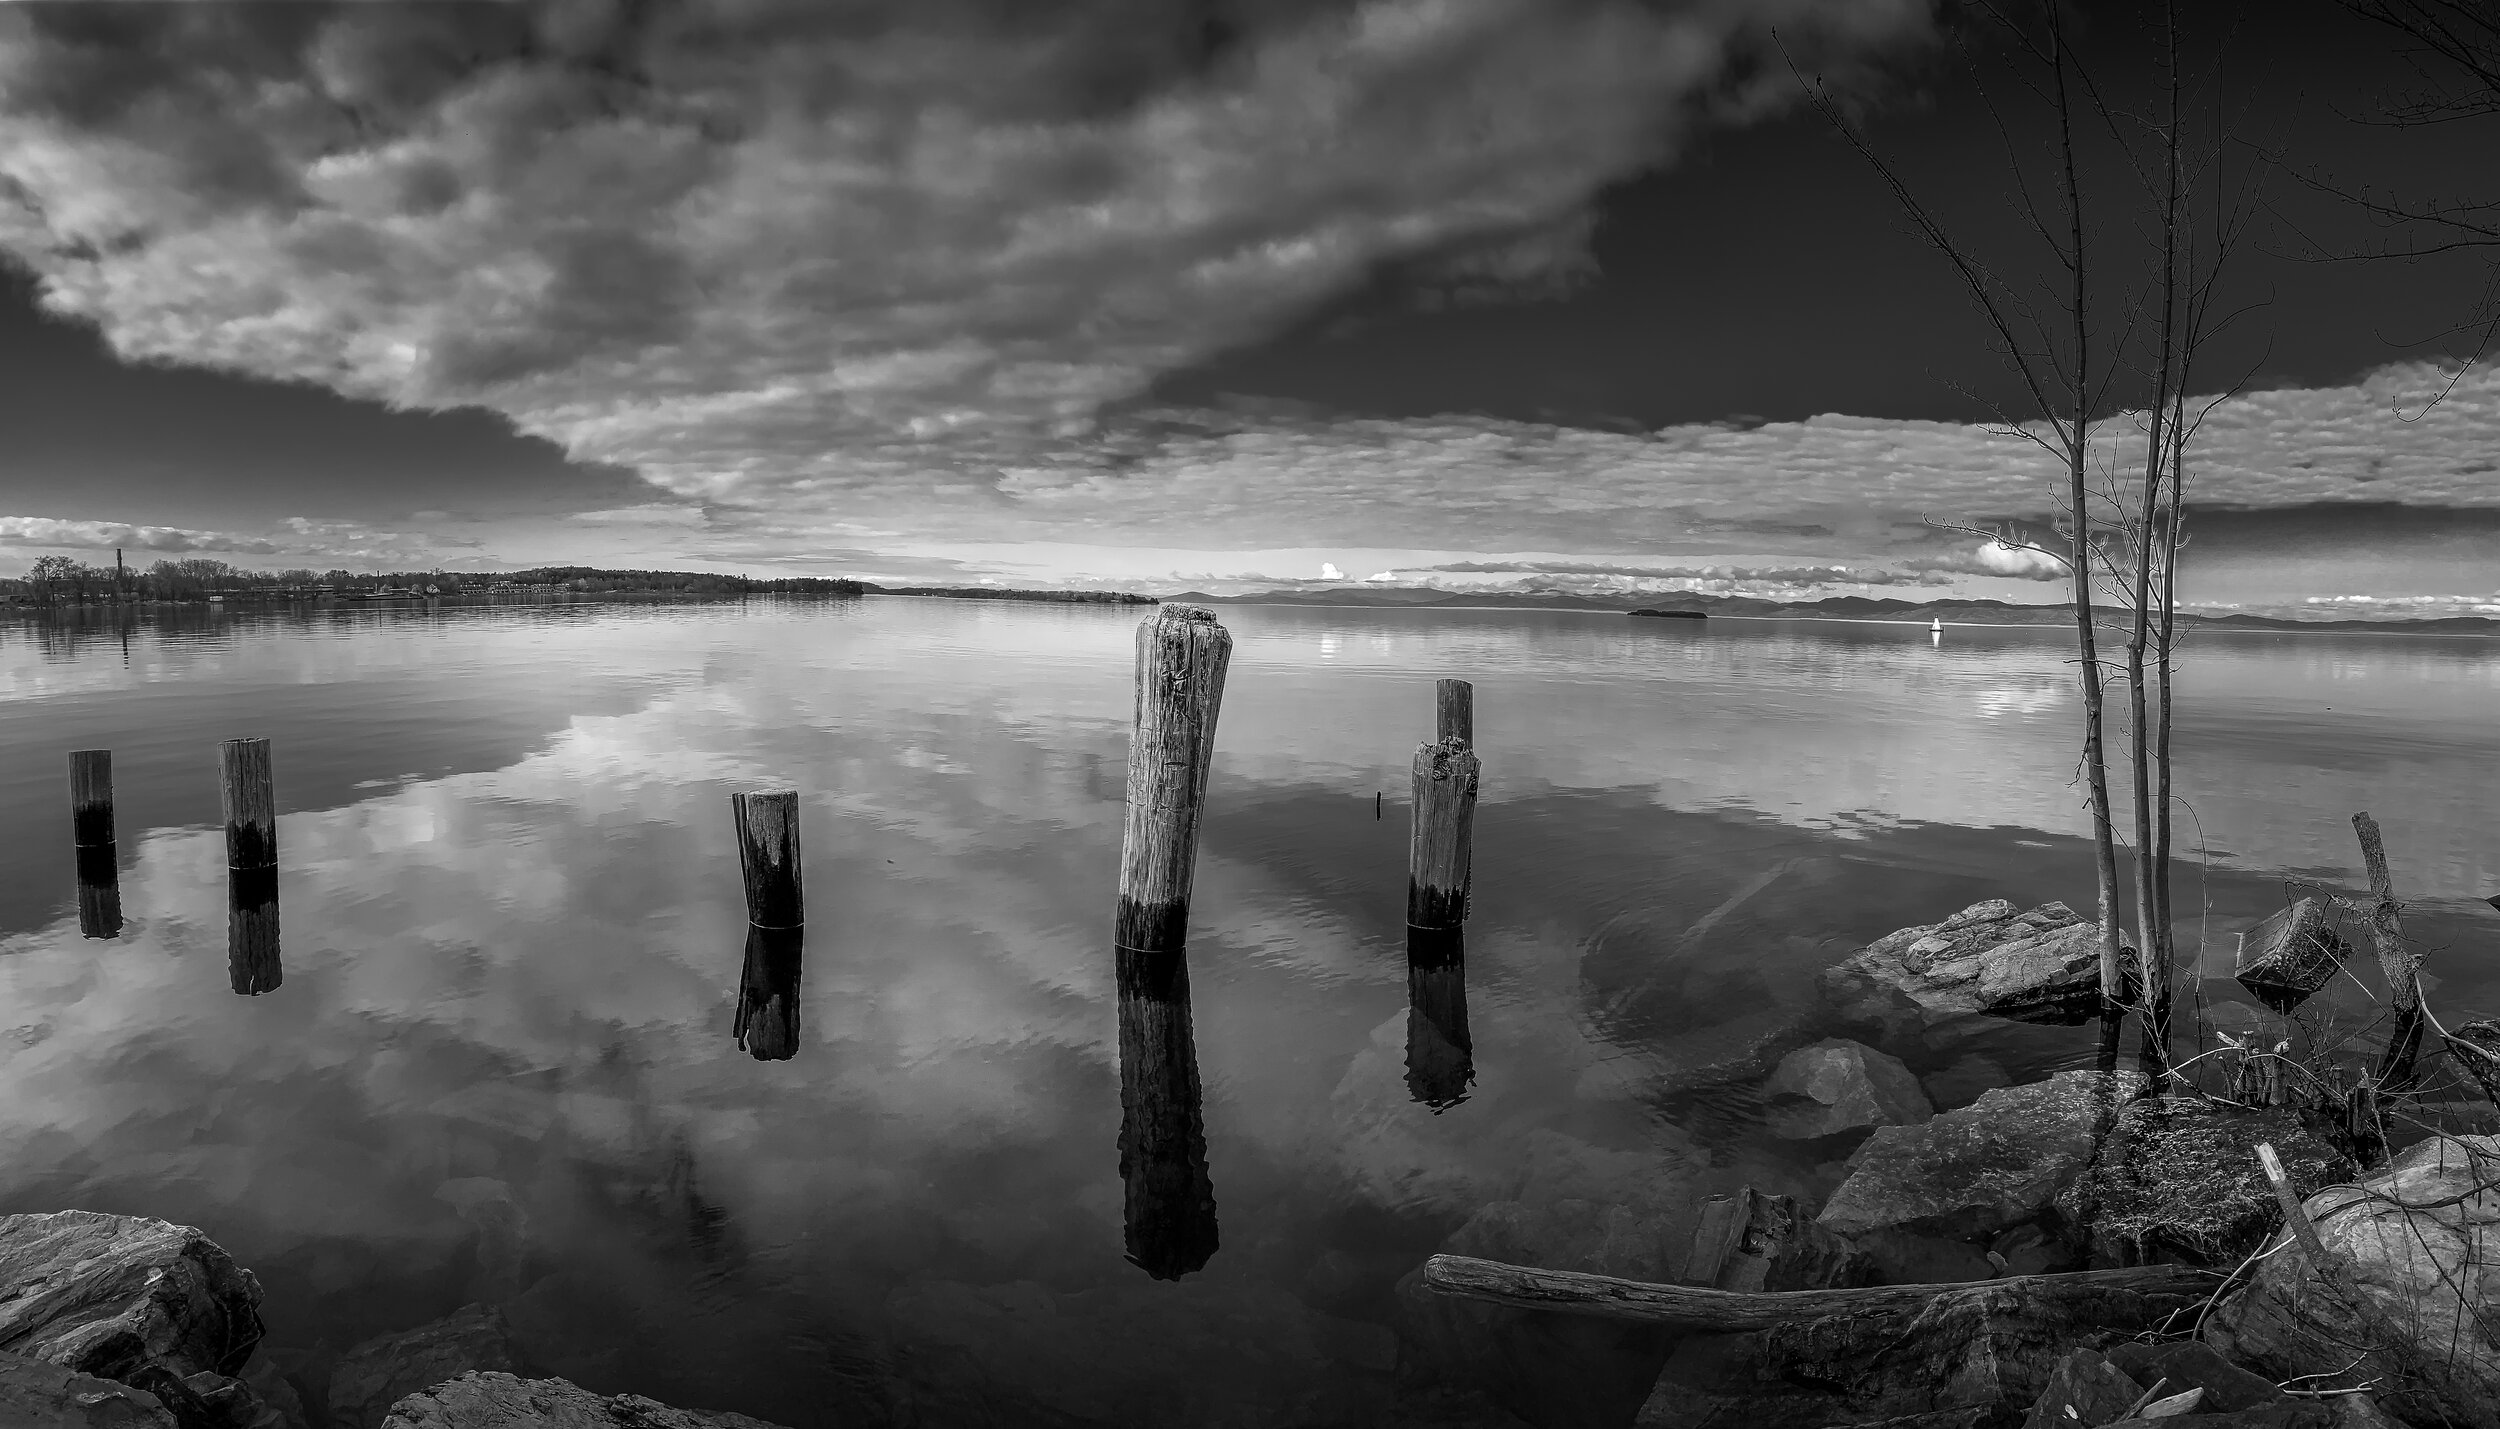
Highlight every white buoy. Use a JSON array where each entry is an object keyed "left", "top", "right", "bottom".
[{"left": 1930, "top": 618, "right": 1943, "bottom": 634}]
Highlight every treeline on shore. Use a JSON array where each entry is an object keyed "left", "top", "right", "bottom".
[{"left": 0, "top": 557, "right": 864, "bottom": 604}]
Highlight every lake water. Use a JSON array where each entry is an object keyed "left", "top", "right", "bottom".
[{"left": 2, "top": 598, "right": 2496, "bottom": 1428}]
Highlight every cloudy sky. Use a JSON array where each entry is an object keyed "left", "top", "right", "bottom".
[{"left": 0, "top": 0, "right": 2494, "bottom": 612}]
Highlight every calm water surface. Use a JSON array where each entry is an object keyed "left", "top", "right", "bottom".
[{"left": 2, "top": 598, "right": 2496, "bottom": 1427}]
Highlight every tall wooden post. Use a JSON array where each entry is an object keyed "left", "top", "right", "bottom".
[
  {"left": 228, "top": 864, "right": 281, "bottom": 995},
  {"left": 1115, "top": 607, "right": 1231, "bottom": 954},
  {"left": 70, "top": 750, "right": 114, "bottom": 848},
  {"left": 219, "top": 738, "right": 276, "bottom": 869},
  {"left": 733, "top": 924, "right": 804, "bottom": 1061},
  {"left": 1405, "top": 924, "right": 1474, "bottom": 1108},
  {"left": 2353, "top": 812, "right": 2422, "bottom": 1088},
  {"left": 1116, "top": 942, "right": 1218, "bottom": 1279},
  {"left": 1436, "top": 678, "right": 1474, "bottom": 747},
  {"left": 732, "top": 789, "right": 803, "bottom": 929},
  {"left": 1409, "top": 680, "right": 1479, "bottom": 930}
]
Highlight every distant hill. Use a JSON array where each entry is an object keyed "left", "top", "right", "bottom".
[{"left": 1170, "top": 586, "right": 2500, "bottom": 633}]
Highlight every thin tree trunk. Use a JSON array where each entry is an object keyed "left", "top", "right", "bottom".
[
  {"left": 2131, "top": 3, "right": 2187, "bottom": 1078},
  {"left": 2049, "top": 12, "right": 2127, "bottom": 1040}
]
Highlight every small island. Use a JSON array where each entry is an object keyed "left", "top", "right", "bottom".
[{"left": 1628, "top": 607, "right": 1707, "bottom": 620}]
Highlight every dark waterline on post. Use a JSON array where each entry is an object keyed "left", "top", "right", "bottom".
[
  {"left": 1405, "top": 925, "right": 1474, "bottom": 1109},
  {"left": 1114, "top": 943, "right": 1218, "bottom": 1281},
  {"left": 227, "top": 864, "right": 281, "bottom": 996},
  {"left": 69, "top": 749, "right": 114, "bottom": 848},
  {"left": 219, "top": 737, "right": 276, "bottom": 870},
  {"left": 75, "top": 843, "right": 122, "bottom": 940},
  {"left": 733, "top": 924, "right": 804, "bottom": 1061}
]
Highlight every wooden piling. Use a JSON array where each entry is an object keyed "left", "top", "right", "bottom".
[
  {"left": 1116, "top": 944, "right": 1218, "bottom": 1279},
  {"left": 227, "top": 864, "right": 281, "bottom": 995},
  {"left": 732, "top": 789, "right": 803, "bottom": 929},
  {"left": 1115, "top": 607, "right": 1232, "bottom": 954},
  {"left": 2350, "top": 813, "right": 2423, "bottom": 1088},
  {"left": 733, "top": 924, "right": 804, "bottom": 1061},
  {"left": 1436, "top": 678, "right": 1474, "bottom": 747},
  {"left": 1407, "top": 738, "right": 1479, "bottom": 930},
  {"left": 75, "top": 843, "right": 122, "bottom": 940},
  {"left": 219, "top": 738, "right": 276, "bottom": 869},
  {"left": 1405, "top": 925, "right": 1474, "bottom": 1108},
  {"left": 70, "top": 749, "right": 114, "bottom": 848}
]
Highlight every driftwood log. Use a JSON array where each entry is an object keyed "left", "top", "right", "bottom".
[{"left": 1420, "top": 1254, "right": 2218, "bottom": 1329}]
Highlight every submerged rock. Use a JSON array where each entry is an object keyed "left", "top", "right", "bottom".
[
  {"left": 2054, "top": 1098, "right": 2353, "bottom": 1268},
  {"left": 1636, "top": 1269, "right": 2205, "bottom": 1428},
  {"left": 1817, "top": 1070, "right": 2147, "bottom": 1242},
  {"left": 1761, "top": 1039, "right": 1933, "bottom": 1140},
  {"left": 329, "top": 1305, "right": 527, "bottom": 1429},
  {"left": 1821, "top": 899, "right": 2132, "bottom": 1030},
  {"left": 2207, "top": 1134, "right": 2500, "bottom": 1429},
  {"left": 2233, "top": 897, "right": 2355, "bottom": 1013},
  {"left": 0, "top": 1211, "right": 269, "bottom": 1423},
  {"left": 380, "top": 1372, "right": 786, "bottom": 1428},
  {"left": 1682, "top": 1189, "right": 1872, "bottom": 1293},
  {"left": 0, "top": 1348, "right": 177, "bottom": 1428}
]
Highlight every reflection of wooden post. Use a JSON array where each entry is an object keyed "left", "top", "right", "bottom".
[
  {"left": 734, "top": 924, "right": 804, "bottom": 1061},
  {"left": 227, "top": 865, "right": 281, "bottom": 995},
  {"left": 1407, "top": 723, "right": 1479, "bottom": 930},
  {"left": 70, "top": 749, "right": 114, "bottom": 848},
  {"left": 76, "top": 844, "right": 122, "bottom": 940},
  {"left": 2352, "top": 814, "right": 2423, "bottom": 1089},
  {"left": 732, "top": 789, "right": 803, "bottom": 929},
  {"left": 1115, "top": 607, "right": 1231, "bottom": 954},
  {"left": 219, "top": 738, "right": 276, "bottom": 869},
  {"left": 1116, "top": 945, "right": 1218, "bottom": 1280},
  {"left": 1405, "top": 925, "right": 1474, "bottom": 1109}
]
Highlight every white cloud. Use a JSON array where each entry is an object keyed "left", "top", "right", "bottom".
[
  {"left": 1318, "top": 562, "right": 1345, "bottom": 581},
  {"left": 1972, "top": 538, "right": 2067, "bottom": 580},
  {"left": 0, "top": 0, "right": 1937, "bottom": 524}
]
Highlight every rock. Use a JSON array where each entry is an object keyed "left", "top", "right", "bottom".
[
  {"left": 1822, "top": 900, "right": 2134, "bottom": 1030},
  {"left": 2233, "top": 898, "right": 2354, "bottom": 1013},
  {"left": 1683, "top": 1189, "right": 1873, "bottom": 1293},
  {"left": 2055, "top": 1099, "right": 2354, "bottom": 1268},
  {"left": 1986, "top": 1225, "right": 2082, "bottom": 1279},
  {"left": 0, "top": 1348, "right": 178, "bottom": 1428},
  {"left": 379, "top": 1372, "right": 786, "bottom": 1428},
  {"left": 1762, "top": 1040, "right": 1934, "bottom": 1139},
  {"left": 1635, "top": 1270, "right": 2207, "bottom": 1427},
  {"left": 328, "top": 1305, "right": 527, "bottom": 1429},
  {"left": 2019, "top": 1347, "right": 2146, "bottom": 1428},
  {"left": 2206, "top": 1134, "right": 2500, "bottom": 1429},
  {"left": 238, "top": 1361, "right": 307, "bottom": 1429},
  {"left": 1818, "top": 1071, "right": 2148, "bottom": 1242},
  {"left": 2446, "top": 1019, "right": 2500, "bottom": 1103},
  {"left": 0, "top": 1211, "right": 269, "bottom": 1429}
]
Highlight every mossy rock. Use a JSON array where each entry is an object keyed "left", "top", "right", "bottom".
[{"left": 2053, "top": 1096, "right": 2352, "bottom": 1268}]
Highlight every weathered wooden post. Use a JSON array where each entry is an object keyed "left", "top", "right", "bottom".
[
  {"left": 76, "top": 845, "right": 122, "bottom": 940},
  {"left": 732, "top": 789, "right": 803, "bottom": 929},
  {"left": 1115, "top": 606, "right": 1231, "bottom": 954},
  {"left": 733, "top": 924, "right": 804, "bottom": 1061},
  {"left": 70, "top": 749, "right": 113, "bottom": 849},
  {"left": 1116, "top": 942, "right": 1218, "bottom": 1280},
  {"left": 1408, "top": 680, "right": 1479, "bottom": 930},
  {"left": 1405, "top": 924, "right": 1474, "bottom": 1109},
  {"left": 2351, "top": 812, "right": 2423, "bottom": 1089},
  {"left": 1436, "top": 677, "right": 1474, "bottom": 747},
  {"left": 70, "top": 749, "right": 121, "bottom": 938},
  {"left": 227, "top": 864, "right": 281, "bottom": 995},
  {"left": 219, "top": 737, "right": 276, "bottom": 869}
]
